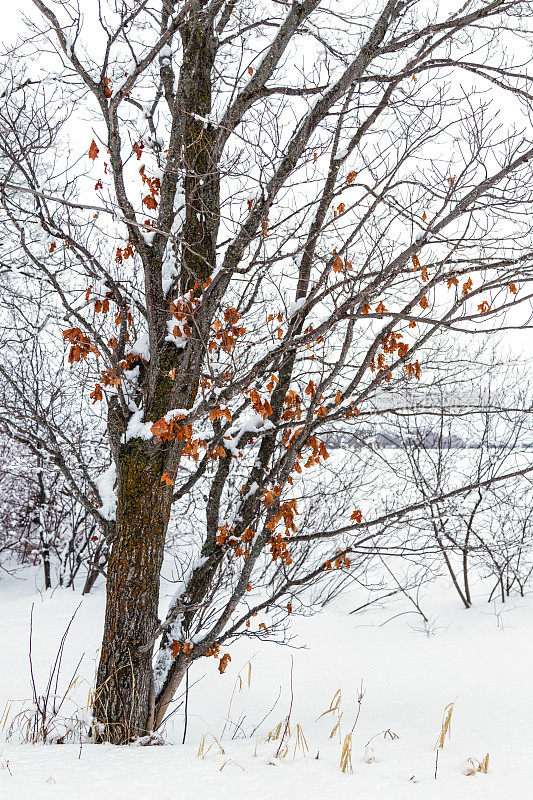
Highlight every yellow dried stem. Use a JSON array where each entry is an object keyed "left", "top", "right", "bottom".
[
  {"left": 329, "top": 712, "right": 343, "bottom": 740},
  {"left": 464, "top": 753, "right": 490, "bottom": 775},
  {"left": 293, "top": 723, "right": 309, "bottom": 758},
  {"left": 435, "top": 702, "right": 455, "bottom": 750},
  {"left": 267, "top": 717, "right": 289, "bottom": 742},
  {"left": 197, "top": 732, "right": 225, "bottom": 759},
  {"left": 316, "top": 688, "right": 342, "bottom": 720},
  {"left": 340, "top": 732, "right": 353, "bottom": 774}
]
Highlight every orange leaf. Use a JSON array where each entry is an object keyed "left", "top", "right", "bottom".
[
  {"left": 90, "top": 384, "right": 103, "bottom": 403},
  {"left": 210, "top": 406, "right": 232, "bottom": 422},
  {"left": 132, "top": 141, "right": 144, "bottom": 160},
  {"left": 143, "top": 194, "right": 158, "bottom": 210},
  {"left": 88, "top": 140, "right": 99, "bottom": 160},
  {"left": 350, "top": 509, "right": 362, "bottom": 523},
  {"left": 218, "top": 653, "right": 231, "bottom": 674},
  {"left": 170, "top": 640, "right": 181, "bottom": 658}
]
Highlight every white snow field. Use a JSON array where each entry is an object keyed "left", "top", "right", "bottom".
[{"left": 0, "top": 572, "right": 531, "bottom": 800}]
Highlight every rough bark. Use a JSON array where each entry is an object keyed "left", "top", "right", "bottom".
[
  {"left": 93, "top": 440, "right": 174, "bottom": 742},
  {"left": 93, "top": 7, "right": 219, "bottom": 742}
]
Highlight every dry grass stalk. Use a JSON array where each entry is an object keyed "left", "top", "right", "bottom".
[
  {"left": 220, "top": 657, "right": 254, "bottom": 739},
  {"left": 364, "top": 728, "right": 399, "bottom": 748},
  {"left": 0, "top": 749, "right": 12, "bottom": 776},
  {"left": 340, "top": 732, "right": 354, "bottom": 773},
  {"left": 274, "top": 656, "right": 294, "bottom": 760},
  {"left": 329, "top": 713, "right": 343, "bottom": 740},
  {"left": 463, "top": 754, "right": 490, "bottom": 775},
  {"left": 267, "top": 716, "right": 290, "bottom": 742},
  {"left": 293, "top": 723, "right": 309, "bottom": 758},
  {"left": 316, "top": 688, "right": 342, "bottom": 721},
  {"left": 89, "top": 671, "right": 134, "bottom": 744},
  {"left": 339, "top": 681, "right": 365, "bottom": 774},
  {"left": 266, "top": 717, "right": 307, "bottom": 760},
  {"left": 316, "top": 688, "right": 343, "bottom": 740},
  {"left": 197, "top": 732, "right": 225, "bottom": 759},
  {"left": 435, "top": 702, "right": 454, "bottom": 750},
  {"left": 10, "top": 604, "right": 87, "bottom": 744},
  {"left": 219, "top": 758, "right": 245, "bottom": 772},
  {"left": 0, "top": 702, "right": 12, "bottom": 735}
]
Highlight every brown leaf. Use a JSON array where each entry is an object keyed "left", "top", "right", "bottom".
[
  {"left": 143, "top": 194, "right": 158, "bottom": 210},
  {"left": 219, "top": 653, "right": 231, "bottom": 674},
  {"left": 88, "top": 140, "right": 99, "bottom": 160}
]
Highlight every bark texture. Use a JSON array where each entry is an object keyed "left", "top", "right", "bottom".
[
  {"left": 93, "top": 6, "right": 219, "bottom": 742},
  {"left": 93, "top": 441, "right": 173, "bottom": 742}
]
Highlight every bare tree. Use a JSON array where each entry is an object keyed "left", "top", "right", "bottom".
[
  {"left": 0, "top": 291, "right": 110, "bottom": 590},
  {"left": 371, "top": 352, "right": 533, "bottom": 608},
  {"left": 1, "top": 0, "right": 533, "bottom": 741},
  {"left": 0, "top": 442, "right": 105, "bottom": 591}
]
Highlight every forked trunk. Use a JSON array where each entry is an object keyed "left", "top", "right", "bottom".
[
  {"left": 93, "top": 440, "right": 172, "bottom": 743},
  {"left": 93, "top": 9, "right": 219, "bottom": 742}
]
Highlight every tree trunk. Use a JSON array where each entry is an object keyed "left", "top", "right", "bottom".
[
  {"left": 93, "top": 9, "right": 219, "bottom": 742},
  {"left": 82, "top": 543, "right": 107, "bottom": 595},
  {"left": 93, "top": 440, "right": 173, "bottom": 743}
]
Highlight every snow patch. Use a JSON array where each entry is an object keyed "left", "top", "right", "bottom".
[
  {"left": 95, "top": 461, "right": 117, "bottom": 521},
  {"left": 125, "top": 404, "right": 153, "bottom": 443},
  {"left": 287, "top": 297, "right": 306, "bottom": 318},
  {"left": 126, "top": 332, "right": 150, "bottom": 362},
  {"left": 225, "top": 413, "right": 275, "bottom": 453},
  {"left": 162, "top": 252, "right": 178, "bottom": 294},
  {"left": 166, "top": 318, "right": 188, "bottom": 349}
]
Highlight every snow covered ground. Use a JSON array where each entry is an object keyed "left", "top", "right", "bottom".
[{"left": 1, "top": 571, "right": 532, "bottom": 800}]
